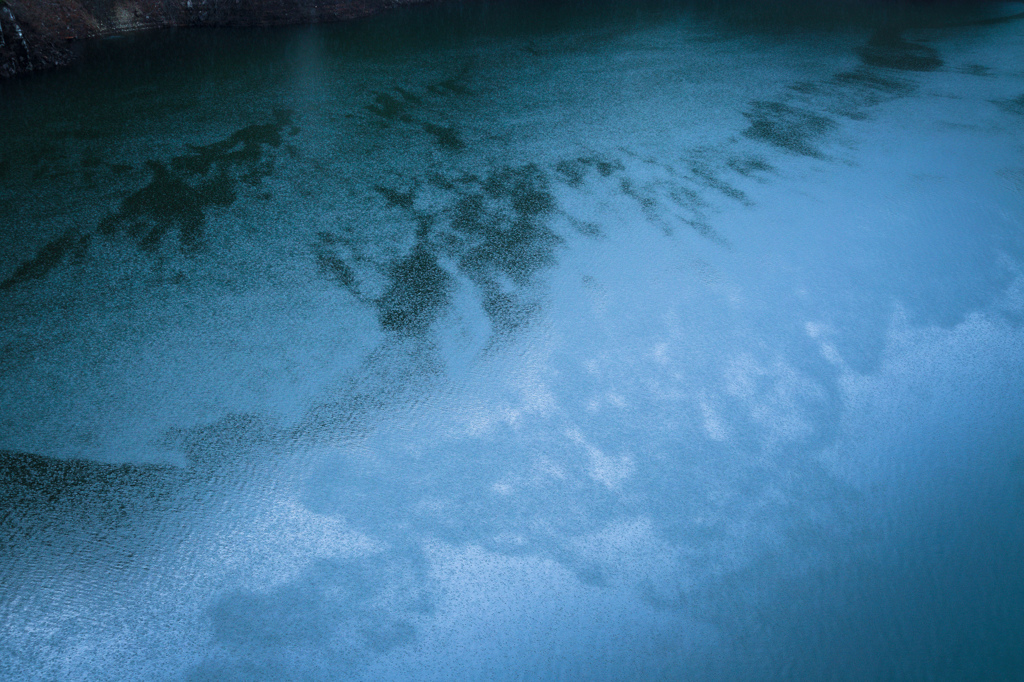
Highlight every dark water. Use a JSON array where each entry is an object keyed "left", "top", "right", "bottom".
[{"left": 2, "top": 1, "right": 1024, "bottom": 679}]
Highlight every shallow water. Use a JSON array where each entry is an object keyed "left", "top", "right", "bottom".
[{"left": 2, "top": 1, "right": 1024, "bottom": 679}]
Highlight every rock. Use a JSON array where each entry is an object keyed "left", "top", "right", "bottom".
[{"left": 0, "top": 0, "right": 437, "bottom": 79}]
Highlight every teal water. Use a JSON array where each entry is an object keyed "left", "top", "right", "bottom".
[{"left": 2, "top": 1, "right": 1024, "bottom": 679}]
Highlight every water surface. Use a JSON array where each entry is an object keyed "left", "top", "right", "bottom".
[{"left": 2, "top": 1, "right": 1024, "bottom": 679}]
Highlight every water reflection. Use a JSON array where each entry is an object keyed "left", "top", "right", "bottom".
[{"left": 1, "top": 1, "right": 1023, "bottom": 679}]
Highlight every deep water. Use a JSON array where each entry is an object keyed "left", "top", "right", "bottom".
[{"left": 2, "top": 1, "right": 1024, "bottom": 679}]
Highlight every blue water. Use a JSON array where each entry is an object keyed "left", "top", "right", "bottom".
[{"left": 2, "top": 1, "right": 1024, "bottom": 679}]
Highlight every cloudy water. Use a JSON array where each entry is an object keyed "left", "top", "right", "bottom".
[{"left": 2, "top": 1, "right": 1024, "bottom": 678}]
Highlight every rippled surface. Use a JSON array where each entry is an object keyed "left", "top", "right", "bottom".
[{"left": 2, "top": 1, "right": 1024, "bottom": 679}]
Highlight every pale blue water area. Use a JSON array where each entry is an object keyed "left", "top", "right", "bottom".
[{"left": 2, "top": 1, "right": 1024, "bottom": 679}]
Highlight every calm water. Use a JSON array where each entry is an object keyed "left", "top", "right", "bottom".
[{"left": 2, "top": 1, "right": 1024, "bottom": 679}]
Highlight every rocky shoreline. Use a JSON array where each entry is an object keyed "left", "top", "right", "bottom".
[{"left": 0, "top": 0, "right": 435, "bottom": 79}]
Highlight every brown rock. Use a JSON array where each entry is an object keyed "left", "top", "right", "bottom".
[{"left": 0, "top": 0, "right": 436, "bottom": 78}]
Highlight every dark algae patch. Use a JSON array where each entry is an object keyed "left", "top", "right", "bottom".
[
  {"left": 99, "top": 160, "right": 236, "bottom": 253},
  {"left": 738, "top": 29, "right": 946, "bottom": 159},
  {"left": 363, "top": 75, "right": 472, "bottom": 152},
  {"left": 420, "top": 122, "right": 465, "bottom": 151},
  {"left": 997, "top": 94, "right": 1024, "bottom": 116},
  {"left": 858, "top": 30, "right": 943, "bottom": 72},
  {"left": 555, "top": 156, "right": 624, "bottom": 187},
  {"left": 0, "top": 451, "right": 180, "bottom": 537},
  {"left": 833, "top": 67, "right": 911, "bottom": 96},
  {"left": 374, "top": 185, "right": 416, "bottom": 210},
  {"left": 314, "top": 163, "right": 562, "bottom": 338},
  {"left": 366, "top": 91, "right": 414, "bottom": 123},
  {"left": 743, "top": 101, "right": 835, "bottom": 158},
  {"left": 460, "top": 164, "right": 560, "bottom": 287},
  {"left": 377, "top": 244, "right": 454, "bottom": 334},
  {"left": 1, "top": 231, "right": 91, "bottom": 290},
  {"left": 99, "top": 109, "right": 294, "bottom": 253},
  {"left": 313, "top": 232, "right": 356, "bottom": 288},
  {"left": 727, "top": 155, "right": 773, "bottom": 177},
  {"left": 1, "top": 111, "right": 295, "bottom": 290},
  {"left": 0, "top": 450, "right": 173, "bottom": 503}
]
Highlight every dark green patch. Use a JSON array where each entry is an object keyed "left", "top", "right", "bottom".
[
  {"left": 1, "top": 231, "right": 91, "bottom": 290},
  {"left": 996, "top": 94, "right": 1024, "bottom": 116},
  {"left": 838, "top": 108, "right": 870, "bottom": 122},
  {"left": 421, "top": 122, "right": 465, "bottom": 151},
  {"left": 727, "top": 155, "right": 773, "bottom": 176},
  {"left": 834, "top": 67, "right": 911, "bottom": 95},
  {"left": 375, "top": 185, "right": 416, "bottom": 210},
  {"left": 2, "top": 111, "right": 294, "bottom": 287},
  {"left": 365, "top": 92, "right": 413, "bottom": 123},
  {"left": 453, "top": 165, "right": 561, "bottom": 292},
  {"left": 81, "top": 153, "right": 104, "bottom": 169},
  {"left": 315, "top": 165, "right": 560, "bottom": 338},
  {"left": 312, "top": 232, "right": 356, "bottom": 288},
  {"left": 99, "top": 161, "right": 235, "bottom": 253},
  {"left": 477, "top": 279, "right": 536, "bottom": 333},
  {"left": 377, "top": 245, "right": 453, "bottom": 334},
  {"left": 427, "top": 76, "right": 471, "bottom": 96},
  {"left": 484, "top": 165, "right": 556, "bottom": 217},
  {"left": 426, "top": 171, "right": 457, "bottom": 190},
  {"left": 591, "top": 159, "right": 621, "bottom": 177},
  {"left": 0, "top": 450, "right": 172, "bottom": 506},
  {"left": 620, "top": 178, "right": 657, "bottom": 212},
  {"left": 686, "top": 219, "right": 718, "bottom": 241},
  {"left": 669, "top": 184, "right": 703, "bottom": 207},
  {"left": 690, "top": 164, "right": 748, "bottom": 203},
  {"left": 574, "top": 220, "right": 603, "bottom": 237},
  {"left": 555, "top": 156, "right": 624, "bottom": 187},
  {"left": 555, "top": 159, "right": 588, "bottom": 187},
  {"left": 858, "top": 31, "right": 943, "bottom": 72},
  {"left": 393, "top": 87, "right": 423, "bottom": 105},
  {"left": 95, "top": 110, "right": 291, "bottom": 255},
  {"left": 173, "top": 118, "right": 286, "bottom": 176},
  {"left": 790, "top": 81, "right": 819, "bottom": 95},
  {"left": 316, "top": 252, "right": 356, "bottom": 289},
  {"left": 742, "top": 101, "right": 835, "bottom": 157},
  {"left": 961, "top": 64, "right": 992, "bottom": 77}
]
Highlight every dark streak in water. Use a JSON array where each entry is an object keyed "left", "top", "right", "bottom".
[
  {"left": 460, "top": 164, "right": 560, "bottom": 288},
  {"left": 0, "top": 450, "right": 174, "bottom": 500},
  {"left": 742, "top": 100, "right": 835, "bottom": 158},
  {"left": 427, "top": 74, "right": 472, "bottom": 96},
  {"left": 374, "top": 184, "right": 416, "bottom": 210},
  {"left": 996, "top": 94, "right": 1024, "bottom": 116},
  {"left": 0, "top": 450, "right": 181, "bottom": 550},
  {"left": 1, "top": 111, "right": 295, "bottom": 289},
  {"left": 690, "top": 163, "right": 749, "bottom": 204},
  {"left": 833, "top": 67, "right": 912, "bottom": 96},
  {"left": 377, "top": 244, "right": 453, "bottom": 334},
  {"left": 1, "top": 231, "right": 91, "bottom": 290},
  {"left": 727, "top": 155, "right": 773, "bottom": 177},
  {"left": 99, "top": 160, "right": 237, "bottom": 253},
  {"left": 314, "top": 163, "right": 561, "bottom": 338},
  {"left": 555, "top": 156, "right": 624, "bottom": 187},
  {"left": 313, "top": 232, "right": 357, "bottom": 288},
  {"left": 858, "top": 30, "right": 943, "bottom": 72},
  {"left": 420, "top": 122, "right": 465, "bottom": 151},
  {"left": 366, "top": 91, "right": 414, "bottom": 123}
]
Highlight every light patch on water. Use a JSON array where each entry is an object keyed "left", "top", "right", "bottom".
[{"left": 565, "top": 426, "right": 634, "bottom": 489}]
